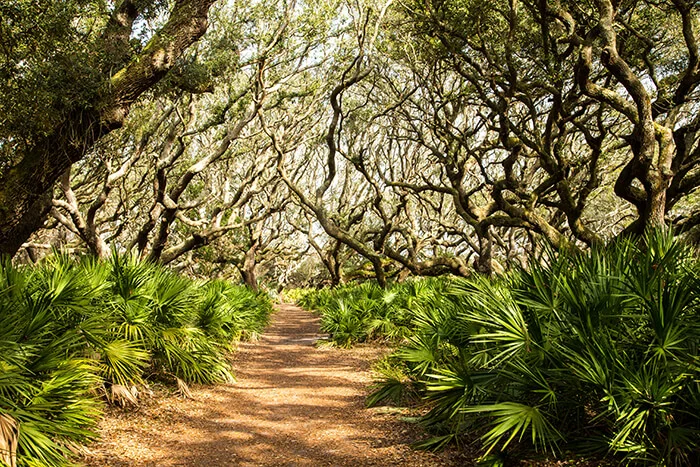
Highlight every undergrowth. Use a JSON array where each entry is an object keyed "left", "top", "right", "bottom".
[
  {"left": 299, "top": 230, "right": 700, "bottom": 465},
  {"left": 0, "top": 252, "right": 272, "bottom": 467}
]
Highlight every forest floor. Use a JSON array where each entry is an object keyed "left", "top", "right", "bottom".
[{"left": 81, "top": 303, "right": 470, "bottom": 466}]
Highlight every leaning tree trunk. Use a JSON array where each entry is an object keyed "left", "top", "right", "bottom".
[
  {"left": 0, "top": 0, "right": 216, "bottom": 256},
  {"left": 0, "top": 126, "right": 94, "bottom": 256}
]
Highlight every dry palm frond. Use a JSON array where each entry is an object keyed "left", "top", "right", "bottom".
[
  {"left": 141, "top": 383, "right": 154, "bottom": 398},
  {"left": 64, "top": 440, "right": 89, "bottom": 456},
  {"left": 176, "top": 378, "right": 194, "bottom": 399},
  {"left": 246, "top": 331, "right": 262, "bottom": 342},
  {"left": 0, "top": 413, "right": 18, "bottom": 467},
  {"left": 110, "top": 384, "right": 139, "bottom": 406}
]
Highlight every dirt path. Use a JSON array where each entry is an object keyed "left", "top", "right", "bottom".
[{"left": 83, "top": 304, "right": 466, "bottom": 466}]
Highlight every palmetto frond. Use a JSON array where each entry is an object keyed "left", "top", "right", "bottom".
[
  {"left": 306, "top": 229, "right": 700, "bottom": 465},
  {"left": 0, "top": 252, "right": 272, "bottom": 466}
]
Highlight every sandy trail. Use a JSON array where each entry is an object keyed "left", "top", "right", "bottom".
[{"left": 83, "top": 303, "right": 464, "bottom": 466}]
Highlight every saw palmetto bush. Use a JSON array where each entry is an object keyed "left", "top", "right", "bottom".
[
  {"left": 0, "top": 253, "right": 272, "bottom": 467},
  {"left": 0, "top": 256, "right": 102, "bottom": 467},
  {"left": 299, "top": 279, "right": 452, "bottom": 347},
  {"left": 367, "top": 230, "right": 699, "bottom": 465},
  {"left": 104, "top": 254, "right": 271, "bottom": 385}
]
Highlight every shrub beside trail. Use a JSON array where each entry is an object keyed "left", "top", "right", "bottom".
[
  {"left": 0, "top": 253, "right": 272, "bottom": 467},
  {"left": 299, "top": 231, "right": 700, "bottom": 466}
]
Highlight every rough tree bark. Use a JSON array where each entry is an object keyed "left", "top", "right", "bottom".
[{"left": 240, "top": 240, "right": 259, "bottom": 291}]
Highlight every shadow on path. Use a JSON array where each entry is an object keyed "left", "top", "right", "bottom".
[{"left": 84, "top": 304, "right": 465, "bottom": 466}]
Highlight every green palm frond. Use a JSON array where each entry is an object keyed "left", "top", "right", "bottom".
[
  {"left": 464, "top": 402, "right": 561, "bottom": 456},
  {"left": 0, "top": 251, "right": 272, "bottom": 466},
  {"left": 306, "top": 229, "right": 700, "bottom": 465}
]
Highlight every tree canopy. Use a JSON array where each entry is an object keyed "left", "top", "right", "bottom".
[{"left": 3, "top": 0, "right": 700, "bottom": 287}]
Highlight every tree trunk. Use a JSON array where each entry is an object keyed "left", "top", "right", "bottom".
[
  {"left": 331, "top": 258, "right": 343, "bottom": 286},
  {"left": 0, "top": 0, "right": 215, "bottom": 256},
  {"left": 241, "top": 268, "right": 258, "bottom": 291},
  {"left": 0, "top": 190, "right": 53, "bottom": 256},
  {"left": 475, "top": 224, "right": 493, "bottom": 276},
  {"left": 371, "top": 258, "right": 387, "bottom": 288},
  {"left": 0, "top": 127, "right": 92, "bottom": 256},
  {"left": 645, "top": 167, "right": 672, "bottom": 229},
  {"left": 241, "top": 242, "right": 259, "bottom": 291},
  {"left": 321, "top": 254, "right": 343, "bottom": 287}
]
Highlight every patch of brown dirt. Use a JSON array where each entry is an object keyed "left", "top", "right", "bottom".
[{"left": 81, "top": 304, "right": 469, "bottom": 466}]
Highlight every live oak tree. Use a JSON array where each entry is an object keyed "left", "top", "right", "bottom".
[
  {"left": 259, "top": 0, "right": 404, "bottom": 287},
  {"left": 8, "top": 0, "right": 700, "bottom": 286},
  {"left": 0, "top": 0, "right": 217, "bottom": 255},
  {"left": 404, "top": 0, "right": 700, "bottom": 238},
  {"left": 39, "top": 0, "right": 296, "bottom": 265}
]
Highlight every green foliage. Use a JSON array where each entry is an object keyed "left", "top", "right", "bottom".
[
  {"left": 282, "top": 287, "right": 315, "bottom": 304},
  {"left": 0, "top": 253, "right": 272, "bottom": 466},
  {"left": 298, "top": 278, "right": 451, "bottom": 347},
  {"left": 303, "top": 230, "right": 700, "bottom": 465},
  {"left": 365, "top": 357, "right": 419, "bottom": 408},
  {"left": 0, "top": 0, "right": 106, "bottom": 158}
]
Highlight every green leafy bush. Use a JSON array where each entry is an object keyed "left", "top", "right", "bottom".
[
  {"left": 298, "top": 279, "right": 452, "bottom": 347},
  {"left": 0, "top": 253, "right": 272, "bottom": 467},
  {"left": 306, "top": 231, "right": 700, "bottom": 465}
]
